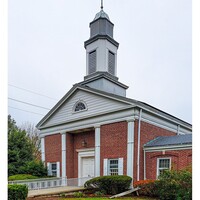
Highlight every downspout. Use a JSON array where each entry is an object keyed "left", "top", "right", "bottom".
[
  {"left": 137, "top": 109, "right": 142, "bottom": 181},
  {"left": 144, "top": 149, "right": 146, "bottom": 180}
]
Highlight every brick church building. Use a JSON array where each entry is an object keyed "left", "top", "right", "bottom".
[{"left": 36, "top": 6, "right": 192, "bottom": 183}]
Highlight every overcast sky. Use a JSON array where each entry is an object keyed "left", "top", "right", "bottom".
[{"left": 8, "top": 0, "right": 192, "bottom": 127}]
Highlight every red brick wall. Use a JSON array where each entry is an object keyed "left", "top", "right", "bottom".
[
  {"left": 66, "top": 133, "right": 74, "bottom": 178},
  {"left": 146, "top": 149, "right": 192, "bottom": 180},
  {"left": 45, "top": 131, "right": 95, "bottom": 178},
  {"left": 100, "top": 121, "right": 127, "bottom": 176},
  {"left": 134, "top": 120, "right": 177, "bottom": 180},
  {"left": 45, "top": 134, "right": 62, "bottom": 174},
  {"left": 73, "top": 130, "right": 95, "bottom": 178}
]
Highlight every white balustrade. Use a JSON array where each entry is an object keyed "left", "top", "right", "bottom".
[{"left": 8, "top": 176, "right": 92, "bottom": 190}]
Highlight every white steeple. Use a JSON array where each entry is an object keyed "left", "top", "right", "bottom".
[
  {"left": 81, "top": 5, "right": 128, "bottom": 97},
  {"left": 84, "top": 6, "right": 119, "bottom": 77}
]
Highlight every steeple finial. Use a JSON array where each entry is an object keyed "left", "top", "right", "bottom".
[{"left": 101, "top": 0, "right": 103, "bottom": 10}]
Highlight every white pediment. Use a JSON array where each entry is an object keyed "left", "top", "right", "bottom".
[{"left": 40, "top": 88, "right": 132, "bottom": 128}]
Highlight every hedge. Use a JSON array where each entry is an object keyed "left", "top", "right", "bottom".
[
  {"left": 134, "top": 167, "right": 192, "bottom": 200},
  {"left": 19, "top": 160, "right": 48, "bottom": 177},
  {"left": 8, "top": 174, "right": 39, "bottom": 181},
  {"left": 84, "top": 175, "right": 132, "bottom": 195},
  {"left": 8, "top": 184, "right": 28, "bottom": 200},
  {"left": 156, "top": 169, "right": 192, "bottom": 200}
]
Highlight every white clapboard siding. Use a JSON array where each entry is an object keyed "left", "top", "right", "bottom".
[{"left": 43, "top": 90, "right": 129, "bottom": 127}]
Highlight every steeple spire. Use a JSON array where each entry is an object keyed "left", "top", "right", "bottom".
[{"left": 101, "top": 0, "right": 103, "bottom": 10}]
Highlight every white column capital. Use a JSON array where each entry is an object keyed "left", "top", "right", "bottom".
[
  {"left": 60, "top": 131, "right": 66, "bottom": 135},
  {"left": 126, "top": 117, "right": 135, "bottom": 122},
  {"left": 94, "top": 124, "right": 101, "bottom": 128}
]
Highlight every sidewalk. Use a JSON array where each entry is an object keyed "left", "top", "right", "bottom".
[{"left": 28, "top": 186, "right": 84, "bottom": 197}]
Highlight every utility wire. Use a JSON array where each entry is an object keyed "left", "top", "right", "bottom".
[
  {"left": 8, "top": 106, "right": 45, "bottom": 116},
  {"left": 8, "top": 97, "right": 51, "bottom": 110},
  {"left": 8, "top": 84, "right": 58, "bottom": 101}
]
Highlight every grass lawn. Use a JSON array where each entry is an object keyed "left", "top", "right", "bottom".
[{"left": 60, "top": 198, "right": 157, "bottom": 200}]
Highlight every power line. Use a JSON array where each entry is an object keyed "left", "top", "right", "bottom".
[
  {"left": 8, "top": 97, "right": 51, "bottom": 110},
  {"left": 8, "top": 106, "right": 45, "bottom": 116},
  {"left": 8, "top": 84, "right": 58, "bottom": 101}
]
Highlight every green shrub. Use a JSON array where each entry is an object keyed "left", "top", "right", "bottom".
[
  {"left": 84, "top": 175, "right": 132, "bottom": 195},
  {"left": 8, "top": 174, "right": 38, "bottom": 181},
  {"left": 8, "top": 184, "right": 28, "bottom": 200},
  {"left": 21, "top": 160, "right": 47, "bottom": 177},
  {"left": 156, "top": 169, "right": 192, "bottom": 200},
  {"left": 74, "top": 191, "right": 84, "bottom": 198},
  {"left": 94, "top": 190, "right": 105, "bottom": 196}
]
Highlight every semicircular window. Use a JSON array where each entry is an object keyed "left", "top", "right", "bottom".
[{"left": 74, "top": 101, "right": 87, "bottom": 112}]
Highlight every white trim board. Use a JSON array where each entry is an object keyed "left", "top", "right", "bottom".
[{"left": 144, "top": 144, "right": 192, "bottom": 152}]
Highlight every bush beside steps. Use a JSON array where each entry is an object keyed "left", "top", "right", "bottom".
[
  {"left": 8, "top": 174, "right": 39, "bottom": 181},
  {"left": 8, "top": 184, "right": 28, "bottom": 200},
  {"left": 84, "top": 175, "right": 132, "bottom": 195}
]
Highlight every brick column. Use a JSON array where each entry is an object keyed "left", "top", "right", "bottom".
[
  {"left": 127, "top": 119, "right": 135, "bottom": 183},
  {"left": 95, "top": 125, "right": 100, "bottom": 177}
]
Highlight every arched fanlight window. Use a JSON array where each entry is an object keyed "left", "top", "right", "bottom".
[{"left": 74, "top": 101, "right": 87, "bottom": 112}]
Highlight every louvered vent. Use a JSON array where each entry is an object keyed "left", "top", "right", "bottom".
[
  {"left": 88, "top": 50, "right": 96, "bottom": 74},
  {"left": 108, "top": 51, "right": 115, "bottom": 75}
]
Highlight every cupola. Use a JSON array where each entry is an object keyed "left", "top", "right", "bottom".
[
  {"left": 84, "top": 4, "right": 119, "bottom": 77},
  {"left": 81, "top": 2, "right": 128, "bottom": 97}
]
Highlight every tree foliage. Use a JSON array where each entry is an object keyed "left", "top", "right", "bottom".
[
  {"left": 8, "top": 115, "right": 47, "bottom": 177},
  {"left": 8, "top": 119, "right": 34, "bottom": 176},
  {"left": 20, "top": 122, "right": 41, "bottom": 160}
]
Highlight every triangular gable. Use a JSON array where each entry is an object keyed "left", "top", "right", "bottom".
[{"left": 37, "top": 86, "right": 133, "bottom": 129}]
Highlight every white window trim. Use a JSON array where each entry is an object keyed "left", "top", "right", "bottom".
[
  {"left": 156, "top": 157, "right": 171, "bottom": 179},
  {"left": 105, "top": 158, "right": 123, "bottom": 176},
  {"left": 47, "top": 162, "right": 60, "bottom": 178},
  {"left": 108, "top": 159, "right": 119, "bottom": 176}
]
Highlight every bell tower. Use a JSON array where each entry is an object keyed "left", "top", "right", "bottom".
[{"left": 84, "top": 5, "right": 119, "bottom": 77}]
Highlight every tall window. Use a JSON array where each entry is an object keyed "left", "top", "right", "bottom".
[
  {"left": 88, "top": 50, "right": 96, "bottom": 74},
  {"left": 108, "top": 51, "right": 115, "bottom": 75},
  {"left": 108, "top": 159, "right": 119, "bottom": 175},
  {"left": 157, "top": 158, "right": 171, "bottom": 178}
]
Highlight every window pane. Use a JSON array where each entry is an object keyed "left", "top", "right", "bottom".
[
  {"left": 52, "top": 171, "right": 57, "bottom": 176},
  {"left": 75, "top": 102, "right": 86, "bottom": 112},
  {"left": 159, "top": 159, "right": 170, "bottom": 168},
  {"left": 109, "top": 159, "right": 118, "bottom": 176},
  {"left": 51, "top": 163, "right": 57, "bottom": 170}
]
